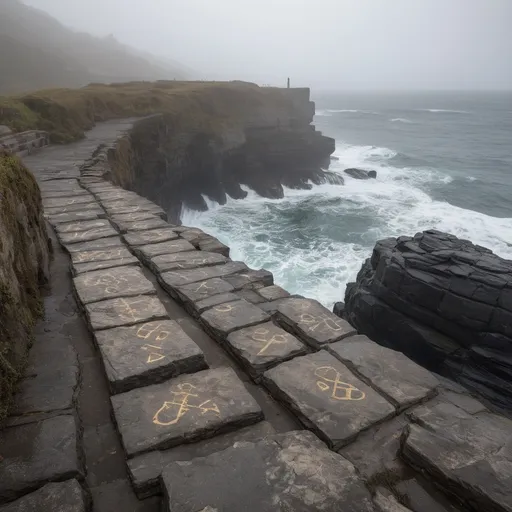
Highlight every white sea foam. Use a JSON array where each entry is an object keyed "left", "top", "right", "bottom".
[
  {"left": 417, "top": 109, "right": 471, "bottom": 114},
  {"left": 390, "top": 118, "right": 413, "bottom": 123},
  {"left": 182, "top": 141, "right": 512, "bottom": 308}
]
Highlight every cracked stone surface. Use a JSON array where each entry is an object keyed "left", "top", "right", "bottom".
[
  {"left": 226, "top": 321, "right": 308, "bottom": 379},
  {"left": 55, "top": 219, "right": 112, "bottom": 233},
  {"left": 94, "top": 320, "right": 207, "bottom": 394},
  {"left": 263, "top": 351, "right": 395, "bottom": 449},
  {"left": 257, "top": 285, "right": 290, "bottom": 301},
  {"left": 58, "top": 226, "right": 119, "bottom": 245},
  {"left": 159, "top": 262, "right": 248, "bottom": 289},
  {"left": 134, "top": 240, "right": 196, "bottom": 263},
  {"left": 72, "top": 256, "right": 140, "bottom": 275},
  {"left": 275, "top": 298, "right": 356, "bottom": 348},
  {"left": 73, "top": 266, "right": 156, "bottom": 304},
  {"left": 111, "top": 367, "right": 263, "bottom": 457},
  {"left": 172, "top": 278, "right": 235, "bottom": 307},
  {"left": 111, "top": 217, "right": 170, "bottom": 233},
  {"left": 200, "top": 299, "right": 270, "bottom": 341},
  {"left": 127, "top": 422, "right": 276, "bottom": 498},
  {"left": 0, "top": 480, "right": 86, "bottom": 512},
  {"left": 327, "top": 335, "right": 439, "bottom": 409},
  {"left": 71, "top": 247, "right": 134, "bottom": 265},
  {"left": 123, "top": 228, "right": 179, "bottom": 247},
  {"left": 161, "top": 430, "right": 375, "bottom": 512},
  {"left": 149, "top": 251, "right": 227, "bottom": 274},
  {"left": 0, "top": 415, "right": 82, "bottom": 502},
  {"left": 84, "top": 295, "right": 169, "bottom": 331},
  {"left": 63, "top": 236, "right": 125, "bottom": 253}
]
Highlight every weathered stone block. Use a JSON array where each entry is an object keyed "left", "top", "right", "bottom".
[
  {"left": 111, "top": 367, "right": 263, "bottom": 457},
  {"left": 64, "top": 237, "right": 124, "bottom": 253},
  {"left": 123, "top": 228, "right": 178, "bottom": 247},
  {"left": 134, "top": 239, "right": 196, "bottom": 263},
  {"left": 172, "top": 278, "right": 235, "bottom": 306},
  {"left": 226, "top": 321, "right": 308, "bottom": 379},
  {"left": 71, "top": 247, "right": 134, "bottom": 265},
  {"left": 85, "top": 296, "right": 169, "bottom": 331},
  {"left": 55, "top": 219, "right": 112, "bottom": 233},
  {"left": 94, "top": 320, "right": 207, "bottom": 394},
  {"left": 263, "top": 351, "right": 395, "bottom": 449},
  {"left": 159, "top": 262, "right": 248, "bottom": 289},
  {"left": 200, "top": 299, "right": 270, "bottom": 341},
  {"left": 328, "top": 335, "right": 439, "bottom": 409},
  {"left": 257, "top": 285, "right": 290, "bottom": 301},
  {"left": 149, "top": 251, "right": 228, "bottom": 274},
  {"left": 0, "top": 415, "right": 82, "bottom": 502},
  {"left": 72, "top": 256, "right": 140, "bottom": 275},
  {"left": 276, "top": 298, "right": 356, "bottom": 348},
  {"left": 0, "top": 480, "right": 86, "bottom": 512},
  {"left": 161, "top": 430, "right": 375, "bottom": 512}
]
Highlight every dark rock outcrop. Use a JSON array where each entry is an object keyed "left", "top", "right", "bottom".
[
  {"left": 343, "top": 230, "right": 512, "bottom": 414},
  {"left": 106, "top": 88, "right": 337, "bottom": 222},
  {"left": 344, "top": 168, "right": 377, "bottom": 180}
]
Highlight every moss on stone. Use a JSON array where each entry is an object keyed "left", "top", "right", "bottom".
[{"left": 0, "top": 150, "right": 48, "bottom": 421}]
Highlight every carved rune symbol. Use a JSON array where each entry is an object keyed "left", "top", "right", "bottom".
[
  {"left": 314, "top": 366, "right": 365, "bottom": 401},
  {"left": 251, "top": 328, "right": 288, "bottom": 355},
  {"left": 152, "top": 383, "right": 220, "bottom": 426},
  {"left": 137, "top": 323, "right": 171, "bottom": 363},
  {"left": 300, "top": 313, "right": 342, "bottom": 334}
]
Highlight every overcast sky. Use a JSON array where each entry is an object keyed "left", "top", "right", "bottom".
[{"left": 23, "top": 0, "right": 512, "bottom": 90}]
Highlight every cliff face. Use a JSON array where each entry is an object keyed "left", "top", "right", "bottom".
[
  {"left": 106, "top": 86, "right": 337, "bottom": 221},
  {"left": 0, "top": 151, "right": 50, "bottom": 420}
]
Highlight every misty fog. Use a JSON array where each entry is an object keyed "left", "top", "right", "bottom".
[{"left": 19, "top": 0, "right": 512, "bottom": 90}]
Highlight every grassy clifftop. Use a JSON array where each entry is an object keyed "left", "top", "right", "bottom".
[{"left": 0, "top": 81, "right": 295, "bottom": 143}]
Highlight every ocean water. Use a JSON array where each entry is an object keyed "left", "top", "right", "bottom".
[{"left": 182, "top": 91, "right": 512, "bottom": 308}]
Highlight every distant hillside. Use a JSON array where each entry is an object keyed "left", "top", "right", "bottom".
[{"left": 0, "top": 0, "right": 188, "bottom": 95}]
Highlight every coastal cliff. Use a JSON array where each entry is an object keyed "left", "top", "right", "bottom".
[
  {"left": 0, "top": 151, "right": 50, "bottom": 420},
  {"left": 104, "top": 85, "right": 337, "bottom": 220}
]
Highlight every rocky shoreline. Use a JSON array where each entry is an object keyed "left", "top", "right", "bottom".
[{"left": 341, "top": 229, "right": 512, "bottom": 415}]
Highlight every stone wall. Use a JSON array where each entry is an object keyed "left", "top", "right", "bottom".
[
  {"left": 0, "top": 151, "right": 50, "bottom": 420},
  {"left": 0, "top": 127, "right": 50, "bottom": 157},
  {"left": 103, "top": 88, "right": 337, "bottom": 222}
]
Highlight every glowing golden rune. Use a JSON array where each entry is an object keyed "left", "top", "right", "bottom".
[
  {"left": 152, "top": 383, "right": 220, "bottom": 426},
  {"left": 137, "top": 323, "right": 170, "bottom": 363},
  {"left": 214, "top": 304, "right": 234, "bottom": 313},
  {"left": 251, "top": 328, "right": 288, "bottom": 355},
  {"left": 300, "top": 313, "right": 343, "bottom": 334},
  {"left": 314, "top": 366, "right": 365, "bottom": 401}
]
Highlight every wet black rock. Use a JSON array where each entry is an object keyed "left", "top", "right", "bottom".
[
  {"left": 344, "top": 230, "right": 512, "bottom": 413},
  {"left": 344, "top": 168, "right": 377, "bottom": 180}
]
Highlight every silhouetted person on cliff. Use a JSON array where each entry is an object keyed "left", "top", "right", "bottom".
[{"left": 287, "top": 77, "right": 290, "bottom": 88}]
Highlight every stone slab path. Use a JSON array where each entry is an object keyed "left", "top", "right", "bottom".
[{"left": 1, "top": 120, "right": 512, "bottom": 512}]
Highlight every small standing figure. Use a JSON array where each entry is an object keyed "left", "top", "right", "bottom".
[{"left": 287, "top": 77, "right": 290, "bottom": 88}]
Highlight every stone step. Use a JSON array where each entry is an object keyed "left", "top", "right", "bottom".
[
  {"left": 263, "top": 351, "right": 396, "bottom": 450},
  {"left": 111, "top": 367, "right": 263, "bottom": 458},
  {"left": 160, "top": 430, "right": 375, "bottom": 512},
  {"left": 94, "top": 320, "right": 207, "bottom": 394},
  {"left": 123, "top": 228, "right": 179, "bottom": 247},
  {"left": 133, "top": 239, "right": 196, "bottom": 263},
  {"left": 148, "top": 250, "right": 228, "bottom": 274}
]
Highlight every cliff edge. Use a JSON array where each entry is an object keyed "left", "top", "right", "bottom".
[{"left": 0, "top": 151, "right": 50, "bottom": 420}]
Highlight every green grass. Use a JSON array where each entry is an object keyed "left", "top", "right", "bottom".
[{"left": 0, "top": 81, "right": 293, "bottom": 143}]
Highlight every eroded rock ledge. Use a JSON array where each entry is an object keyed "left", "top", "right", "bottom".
[
  {"left": 104, "top": 87, "right": 337, "bottom": 221},
  {"left": 343, "top": 229, "right": 512, "bottom": 414}
]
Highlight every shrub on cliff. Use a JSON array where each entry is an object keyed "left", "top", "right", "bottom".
[{"left": 0, "top": 150, "right": 50, "bottom": 420}]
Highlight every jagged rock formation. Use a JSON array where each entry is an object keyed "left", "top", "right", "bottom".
[
  {"left": 344, "top": 168, "right": 377, "bottom": 180},
  {"left": 0, "top": 151, "right": 50, "bottom": 420},
  {"left": 106, "top": 87, "right": 336, "bottom": 220},
  {"left": 343, "top": 230, "right": 512, "bottom": 413}
]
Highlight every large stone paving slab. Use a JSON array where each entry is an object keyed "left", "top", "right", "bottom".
[
  {"left": 85, "top": 296, "right": 169, "bottom": 331},
  {"left": 71, "top": 247, "right": 134, "bottom": 265},
  {"left": 257, "top": 285, "right": 290, "bottom": 301},
  {"left": 45, "top": 203, "right": 104, "bottom": 215},
  {"left": 94, "top": 320, "right": 207, "bottom": 394},
  {"left": 42, "top": 189, "right": 90, "bottom": 198},
  {"left": 402, "top": 405, "right": 512, "bottom": 512},
  {"left": 0, "top": 480, "right": 86, "bottom": 512},
  {"left": 0, "top": 415, "right": 82, "bottom": 502},
  {"left": 223, "top": 269, "right": 274, "bottom": 290},
  {"left": 58, "top": 226, "right": 120, "bottom": 244},
  {"left": 275, "top": 297, "right": 357, "bottom": 348},
  {"left": 63, "top": 236, "right": 124, "bottom": 253},
  {"left": 43, "top": 195, "right": 96, "bottom": 208},
  {"left": 55, "top": 219, "right": 112, "bottom": 233},
  {"left": 111, "top": 217, "right": 170, "bottom": 233},
  {"left": 48, "top": 210, "right": 104, "bottom": 224},
  {"left": 111, "top": 367, "right": 263, "bottom": 457},
  {"left": 73, "top": 266, "right": 156, "bottom": 304},
  {"left": 161, "top": 430, "right": 375, "bottom": 512},
  {"left": 263, "top": 351, "right": 395, "bottom": 449},
  {"left": 72, "top": 255, "right": 140, "bottom": 275},
  {"left": 128, "top": 421, "right": 276, "bottom": 498},
  {"left": 226, "top": 321, "right": 308, "bottom": 379},
  {"left": 193, "top": 291, "right": 240, "bottom": 315},
  {"left": 170, "top": 278, "right": 235, "bottom": 306},
  {"left": 197, "top": 236, "right": 230, "bottom": 256},
  {"left": 328, "top": 335, "right": 439, "bottom": 409},
  {"left": 200, "top": 299, "right": 270, "bottom": 341},
  {"left": 159, "top": 261, "right": 248, "bottom": 289},
  {"left": 134, "top": 239, "right": 196, "bottom": 263},
  {"left": 103, "top": 203, "right": 166, "bottom": 217},
  {"left": 123, "top": 228, "right": 178, "bottom": 246},
  {"left": 149, "top": 251, "right": 228, "bottom": 274}
]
